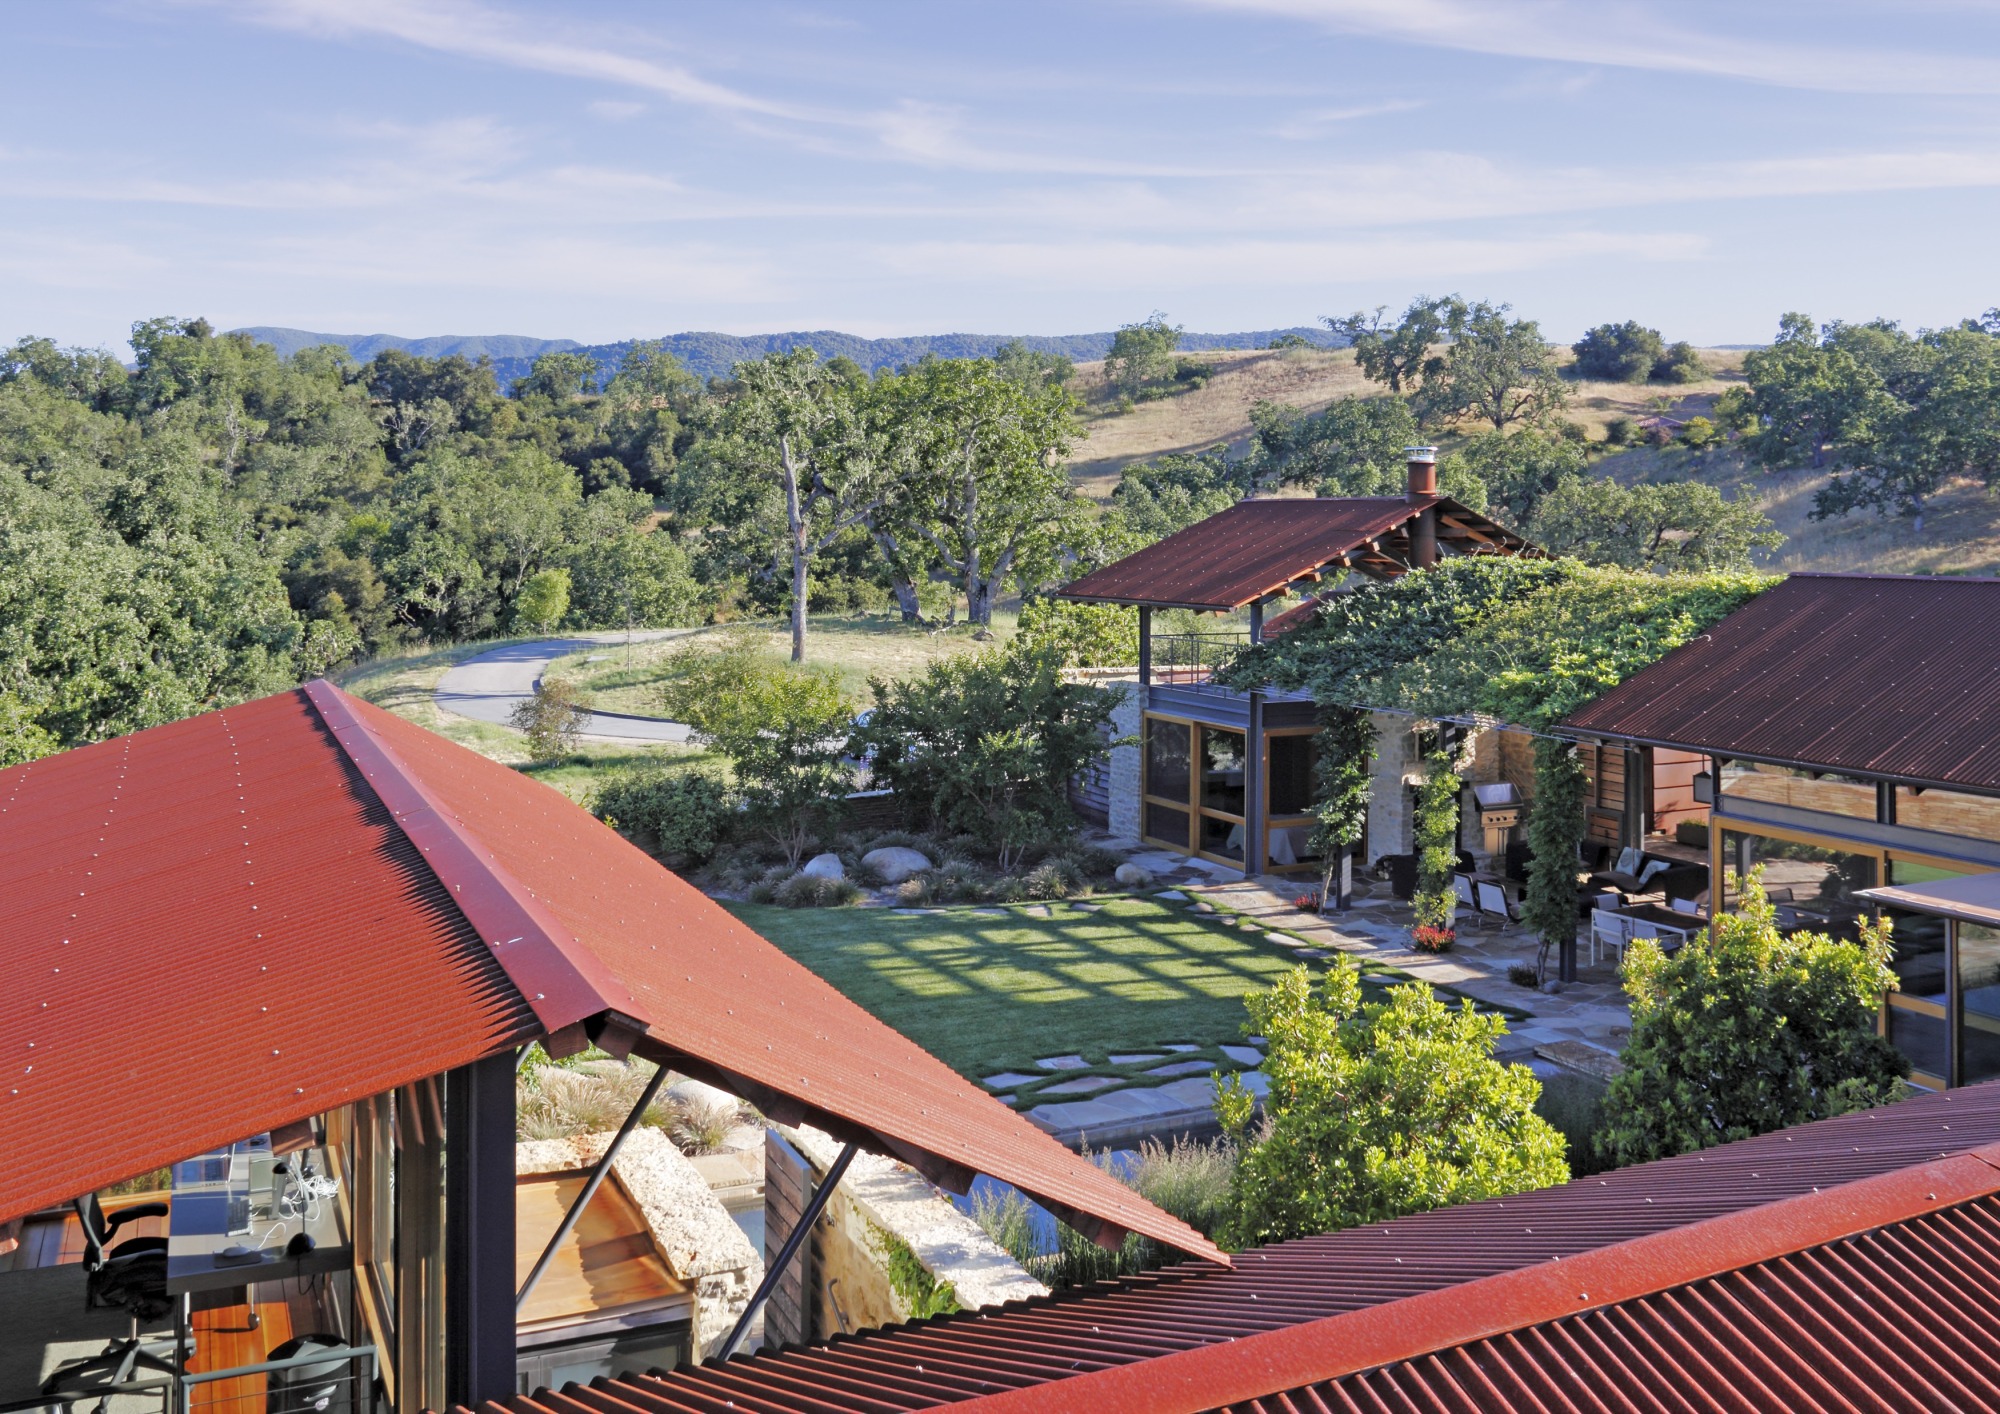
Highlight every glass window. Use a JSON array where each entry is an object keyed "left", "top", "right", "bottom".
[
  {"left": 1721, "top": 830, "right": 1878, "bottom": 941},
  {"left": 1267, "top": 823, "right": 1321, "bottom": 869},
  {"left": 1961, "top": 922, "right": 2000, "bottom": 1085},
  {"left": 1883, "top": 909, "right": 1949, "bottom": 1007},
  {"left": 1200, "top": 727, "right": 1246, "bottom": 818},
  {"left": 1267, "top": 734, "right": 1316, "bottom": 817},
  {"left": 1895, "top": 786, "right": 2000, "bottom": 844},
  {"left": 1199, "top": 813, "right": 1245, "bottom": 861},
  {"left": 1720, "top": 762, "right": 1876, "bottom": 819},
  {"left": 1886, "top": 1004, "right": 1950, "bottom": 1087},
  {"left": 1145, "top": 802, "right": 1190, "bottom": 848},
  {"left": 1145, "top": 717, "right": 1191, "bottom": 802}
]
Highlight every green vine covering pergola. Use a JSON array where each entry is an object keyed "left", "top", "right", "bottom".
[{"left": 1215, "top": 559, "right": 1775, "bottom": 978}]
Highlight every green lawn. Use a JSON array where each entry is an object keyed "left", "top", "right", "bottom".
[
  {"left": 548, "top": 610, "right": 1021, "bottom": 710},
  {"left": 724, "top": 895, "right": 1407, "bottom": 1101}
]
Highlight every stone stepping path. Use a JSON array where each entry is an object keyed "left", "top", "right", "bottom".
[{"left": 1144, "top": 1060, "right": 1213, "bottom": 1077}]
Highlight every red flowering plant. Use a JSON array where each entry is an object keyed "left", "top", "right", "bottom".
[
  {"left": 1411, "top": 924, "right": 1456, "bottom": 954},
  {"left": 1293, "top": 889, "right": 1323, "bottom": 912}
]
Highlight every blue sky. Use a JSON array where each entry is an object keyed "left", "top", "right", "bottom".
[{"left": 6, "top": 1, "right": 2000, "bottom": 351}]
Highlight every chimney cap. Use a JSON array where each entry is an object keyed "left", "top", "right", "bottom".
[{"left": 1404, "top": 445, "right": 1438, "bottom": 464}]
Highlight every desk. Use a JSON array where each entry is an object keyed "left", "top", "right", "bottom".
[{"left": 166, "top": 1137, "right": 349, "bottom": 1297}]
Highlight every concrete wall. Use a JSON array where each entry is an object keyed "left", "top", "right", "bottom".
[{"left": 769, "top": 1124, "right": 1046, "bottom": 1345}]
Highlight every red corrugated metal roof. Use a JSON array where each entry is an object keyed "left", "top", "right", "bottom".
[
  {"left": 476, "top": 1081, "right": 2000, "bottom": 1414},
  {"left": 338, "top": 691, "right": 1219, "bottom": 1260},
  {"left": 1562, "top": 573, "right": 2000, "bottom": 792},
  {"left": 0, "top": 689, "right": 539, "bottom": 1221},
  {"left": 1, "top": 684, "right": 1218, "bottom": 1268},
  {"left": 1056, "top": 498, "right": 1536, "bottom": 611}
]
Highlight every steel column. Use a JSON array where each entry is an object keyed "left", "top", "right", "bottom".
[
  {"left": 447, "top": 1051, "right": 517, "bottom": 1406},
  {"left": 720, "top": 1141, "right": 859, "bottom": 1361},
  {"left": 1137, "top": 606, "right": 1152, "bottom": 686}
]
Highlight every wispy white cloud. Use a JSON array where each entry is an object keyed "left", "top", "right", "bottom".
[
  {"left": 225, "top": 0, "right": 812, "bottom": 118},
  {"left": 1192, "top": 0, "right": 2000, "bottom": 94},
  {"left": 588, "top": 99, "right": 646, "bottom": 121}
]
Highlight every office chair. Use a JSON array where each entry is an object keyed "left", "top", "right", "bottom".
[{"left": 42, "top": 1196, "right": 192, "bottom": 1411}]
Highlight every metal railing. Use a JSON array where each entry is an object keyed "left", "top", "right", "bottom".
[
  {"left": 176, "top": 1344, "right": 378, "bottom": 1414},
  {"left": 1150, "top": 631, "right": 1250, "bottom": 685}
]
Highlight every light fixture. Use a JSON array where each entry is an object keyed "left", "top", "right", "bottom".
[{"left": 1691, "top": 770, "right": 1714, "bottom": 804}]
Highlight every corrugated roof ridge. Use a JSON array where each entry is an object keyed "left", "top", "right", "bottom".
[
  {"left": 944, "top": 1142, "right": 2000, "bottom": 1414},
  {"left": 1787, "top": 570, "right": 2000, "bottom": 584},
  {"left": 302, "top": 679, "right": 649, "bottom": 1045}
]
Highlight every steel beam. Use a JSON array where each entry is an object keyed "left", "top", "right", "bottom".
[{"left": 720, "top": 1141, "right": 859, "bottom": 1361}]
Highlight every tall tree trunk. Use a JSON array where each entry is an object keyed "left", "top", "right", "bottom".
[
  {"left": 867, "top": 522, "right": 924, "bottom": 623},
  {"left": 781, "top": 434, "right": 809, "bottom": 662},
  {"left": 959, "top": 447, "right": 986, "bottom": 625}
]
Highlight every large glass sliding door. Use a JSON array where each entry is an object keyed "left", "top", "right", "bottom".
[{"left": 1144, "top": 712, "right": 1327, "bottom": 873}]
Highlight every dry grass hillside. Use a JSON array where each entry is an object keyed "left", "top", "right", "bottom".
[
  {"left": 1067, "top": 347, "right": 1372, "bottom": 496},
  {"left": 1065, "top": 344, "right": 2000, "bottom": 575}
]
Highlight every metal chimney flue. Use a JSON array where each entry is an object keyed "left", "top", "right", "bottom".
[
  {"left": 1405, "top": 445, "right": 1439, "bottom": 568},
  {"left": 1405, "top": 445, "right": 1439, "bottom": 500}
]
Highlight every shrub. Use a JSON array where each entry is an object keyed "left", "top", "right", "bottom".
[
  {"left": 1597, "top": 877, "right": 1909, "bottom": 1167},
  {"left": 1217, "top": 966, "right": 1568, "bottom": 1248},
  {"left": 594, "top": 767, "right": 732, "bottom": 864},
  {"left": 1604, "top": 416, "right": 1635, "bottom": 446},
  {"left": 1571, "top": 321, "right": 1667, "bottom": 383},
  {"left": 1507, "top": 962, "right": 1541, "bottom": 988},
  {"left": 1411, "top": 925, "right": 1455, "bottom": 954},
  {"left": 508, "top": 677, "right": 594, "bottom": 762},
  {"left": 1651, "top": 341, "right": 1707, "bottom": 384},
  {"left": 513, "top": 566, "right": 572, "bottom": 633},
  {"left": 664, "top": 1092, "right": 739, "bottom": 1155},
  {"left": 745, "top": 879, "right": 779, "bottom": 905},
  {"left": 857, "top": 644, "right": 1116, "bottom": 869},
  {"left": 774, "top": 873, "right": 863, "bottom": 908},
  {"left": 659, "top": 634, "right": 856, "bottom": 866},
  {"left": 969, "top": 1136, "right": 1237, "bottom": 1292},
  {"left": 1025, "top": 857, "right": 1085, "bottom": 899},
  {"left": 894, "top": 876, "right": 933, "bottom": 906}
]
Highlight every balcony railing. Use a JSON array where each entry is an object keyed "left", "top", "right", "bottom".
[{"left": 1151, "top": 631, "right": 1251, "bottom": 685}]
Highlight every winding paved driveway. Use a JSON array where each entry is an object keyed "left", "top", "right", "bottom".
[{"left": 434, "top": 631, "right": 696, "bottom": 743}]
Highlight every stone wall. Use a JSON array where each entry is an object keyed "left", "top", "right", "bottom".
[
  {"left": 773, "top": 1124, "right": 1045, "bottom": 1343},
  {"left": 1106, "top": 682, "right": 1144, "bottom": 843},
  {"left": 1365, "top": 710, "right": 1415, "bottom": 864},
  {"left": 516, "top": 1128, "right": 761, "bottom": 1362}
]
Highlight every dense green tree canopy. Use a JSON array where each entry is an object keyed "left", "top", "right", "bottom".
[{"left": 1217, "top": 965, "right": 1568, "bottom": 1247}]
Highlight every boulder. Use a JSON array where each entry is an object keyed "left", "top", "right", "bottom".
[
  {"left": 862, "top": 846, "right": 932, "bottom": 884},
  {"left": 1113, "top": 862, "right": 1153, "bottom": 888},
  {"left": 801, "top": 852, "right": 845, "bottom": 881}
]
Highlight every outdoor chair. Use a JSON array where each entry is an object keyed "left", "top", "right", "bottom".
[
  {"left": 1474, "top": 879, "right": 1518, "bottom": 928},
  {"left": 1590, "top": 908, "right": 1633, "bottom": 967},
  {"left": 1669, "top": 896, "right": 1702, "bottom": 916},
  {"left": 1453, "top": 873, "right": 1477, "bottom": 912}
]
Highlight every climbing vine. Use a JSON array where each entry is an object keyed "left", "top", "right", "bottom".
[
  {"left": 1308, "top": 704, "right": 1374, "bottom": 905},
  {"left": 869, "top": 1222, "right": 961, "bottom": 1320},
  {"left": 1411, "top": 742, "right": 1467, "bottom": 939},
  {"left": 1523, "top": 739, "right": 1588, "bottom": 981}
]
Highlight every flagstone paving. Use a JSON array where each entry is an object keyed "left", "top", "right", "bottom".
[{"left": 1015, "top": 865, "right": 1632, "bottom": 1148}]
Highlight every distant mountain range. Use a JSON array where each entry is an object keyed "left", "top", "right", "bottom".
[{"left": 232, "top": 325, "right": 1345, "bottom": 386}]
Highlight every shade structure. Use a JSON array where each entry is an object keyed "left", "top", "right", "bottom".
[
  {"left": 1056, "top": 496, "right": 1538, "bottom": 611},
  {"left": 1860, "top": 870, "right": 2000, "bottom": 929},
  {"left": 0, "top": 682, "right": 1220, "bottom": 1266},
  {"left": 1562, "top": 572, "right": 2000, "bottom": 792}
]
